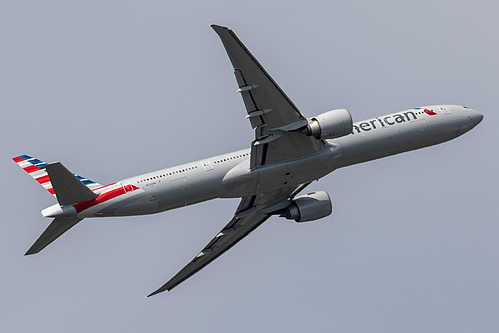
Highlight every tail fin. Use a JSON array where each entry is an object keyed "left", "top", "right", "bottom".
[
  {"left": 12, "top": 155, "right": 103, "bottom": 196},
  {"left": 23, "top": 164, "right": 99, "bottom": 254},
  {"left": 25, "top": 217, "right": 83, "bottom": 255},
  {"left": 13, "top": 156, "right": 101, "bottom": 255}
]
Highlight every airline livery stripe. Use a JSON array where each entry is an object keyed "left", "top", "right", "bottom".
[
  {"left": 13, "top": 154, "right": 103, "bottom": 198},
  {"left": 73, "top": 185, "right": 140, "bottom": 213},
  {"left": 18, "top": 161, "right": 31, "bottom": 168},
  {"left": 35, "top": 163, "right": 47, "bottom": 170},
  {"left": 36, "top": 175, "right": 50, "bottom": 184},
  {"left": 31, "top": 170, "right": 46, "bottom": 178},
  {"left": 75, "top": 175, "right": 96, "bottom": 185},
  {"left": 29, "top": 159, "right": 44, "bottom": 165},
  {"left": 92, "top": 183, "right": 118, "bottom": 192},
  {"left": 23, "top": 165, "right": 40, "bottom": 173}
]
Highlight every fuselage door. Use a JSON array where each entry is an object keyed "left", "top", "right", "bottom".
[{"left": 202, "top": 161, "right": 213, "bottom": 171}]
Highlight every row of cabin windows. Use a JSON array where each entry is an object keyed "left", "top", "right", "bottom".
[
  {"left": 214, "top": 153, "right": 250, "bottom": 164},
  {"left": 136, "top": 153, "right": 250, "bottom": 184},
  {"left": 136, "top": 165, "right": 199, "bottom": 183}
]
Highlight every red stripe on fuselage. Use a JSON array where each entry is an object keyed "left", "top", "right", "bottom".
[
  {"left": 74, "top": 185, "right": 139, "bottom": 213},
  {"left": 92, "top": 183, "right": 117, "bottom": 192},
  {"left": 48, "top": 188, "right": 55, "bottom": 195}
]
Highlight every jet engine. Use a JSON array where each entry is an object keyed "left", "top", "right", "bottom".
[
  {"left": 280, "top": 191, "right": 332, "bottom": 222},
  {"left": 303, "top": 109, "right": 353, "bottom": 139}
]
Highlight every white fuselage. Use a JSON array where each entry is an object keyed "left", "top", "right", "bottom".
[{"left": 68, "top": 105, "right": 481, "bottom": 219}]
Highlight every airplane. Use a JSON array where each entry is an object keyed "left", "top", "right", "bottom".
[{"left": 13, "top": 25, "right": 483, "bottom": 297}]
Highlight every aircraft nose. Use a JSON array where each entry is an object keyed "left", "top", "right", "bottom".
[{"left": 467, "top": 108, "right": 483, "bottom": 127}]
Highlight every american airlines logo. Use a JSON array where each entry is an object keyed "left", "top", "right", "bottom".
[{"left": 352, "top": 108, "right": 436, "bottom": 134}]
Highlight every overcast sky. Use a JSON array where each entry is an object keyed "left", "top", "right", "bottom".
[{"left": 2, "top": 1, "right": 498, "bottom": 332}]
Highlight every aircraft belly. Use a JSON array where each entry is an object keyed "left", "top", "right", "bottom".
[
  {"left": 221, "top": 160, "right": 259, "bottom": 197},
  {"left": 156, "top": 169, "right": 227, "bottom": 211},
  {"left": 222, "top": 146, "right": 339, "bottom": 197}
]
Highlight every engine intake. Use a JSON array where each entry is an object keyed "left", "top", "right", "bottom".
[
  {"left": 303, "top": 109, "right": 353, "bottom": 139},
  {"left": 280, "top": 191, "right": 332, "bottom": 222}
]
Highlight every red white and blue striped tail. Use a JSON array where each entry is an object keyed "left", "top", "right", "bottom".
[{"left": 12, "top": 154, "right": 103, "bottom": 196}]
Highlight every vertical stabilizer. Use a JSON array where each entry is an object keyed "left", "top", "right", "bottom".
[
  {"left": 12, "top": 155, "right": 103, "bottom": 196},
  {"left": 14, "top": 160, "right": 99, "bottom": 255}
]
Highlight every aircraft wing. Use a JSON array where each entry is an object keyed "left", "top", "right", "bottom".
[
  {"left": 211, "top": 25, "right": 327, "bottom": 168},
  {"left": 147, "top": 183, "right": 310, "bottom": 297}
]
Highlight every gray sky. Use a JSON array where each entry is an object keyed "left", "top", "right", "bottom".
[{"left": 2, "top": 1, "right": 498, "bottom": 332}]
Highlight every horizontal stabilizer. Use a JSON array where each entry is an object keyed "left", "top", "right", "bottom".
[
  {"left": 25, "top": 217, "right": 83, "bottom": 255},
  {"left": 46, "top": 162, "right": 97, "bottom": 205}
]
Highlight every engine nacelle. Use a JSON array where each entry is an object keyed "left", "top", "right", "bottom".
[
  {"left": 280, "top": 191, "right": 332, "bottom": 222},
  {"left": 304, "top": 109, "right": 353, "bottom": 139}
]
